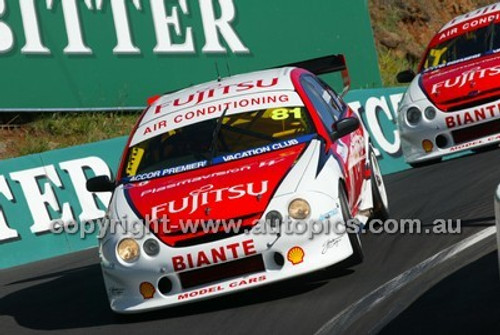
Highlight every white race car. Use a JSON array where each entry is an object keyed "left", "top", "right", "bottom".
[
  {"left": 87, "top": 55, "right": 389, "bottom": 313},
  {"left": 397, "top": 3, "right": 500, "bottom": 167}
]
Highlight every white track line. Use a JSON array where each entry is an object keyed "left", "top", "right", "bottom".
[{"left": 315, "top": 226, "right": 497, "bottom": 335}]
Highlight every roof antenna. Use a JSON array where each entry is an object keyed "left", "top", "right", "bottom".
[{"left": 215, "top": 62, "right": 221, "bottom": 82}]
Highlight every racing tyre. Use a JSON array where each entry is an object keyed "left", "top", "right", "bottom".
[
  {"left": 409, "top": 157, "right": 442, "bottom": 168},
  {"left": 369, "top": 149, "right": 389, "bottom": 220},
  {"left": 340, "top": 185, "right": 364, "bottom": 266}
]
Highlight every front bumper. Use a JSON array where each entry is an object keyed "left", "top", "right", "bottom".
[
  {"left": 100, "top": 194, "right": 353, "bottom": 313},
  {"left": 399, "top": 99, "right": 500, "bottom": 164}
]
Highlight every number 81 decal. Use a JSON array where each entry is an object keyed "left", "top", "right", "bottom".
[{"left": 271, "top": 107, "right": 302, "bottom": 120}]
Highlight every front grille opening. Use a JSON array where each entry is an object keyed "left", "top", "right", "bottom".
[
  {"left": 179, "top": 254, "right": 265, "bottom": 289},
  {"left": 172, "top": 226, "right": 252, "bottom": 248},
  {"left": 158, "top": 276, "right": 173, "bottom": 295},
  {"left": 157, "top": 213, "right": 260, "bottom": 248},
  {"left": 451, "top": 118, "right": 500, "bottom": 145},
  {"left": 436, "top": 135, "right": 449, "bottom": 149},
  {"left": 273, "top": 252, "right": 285, "bottom": 267}
]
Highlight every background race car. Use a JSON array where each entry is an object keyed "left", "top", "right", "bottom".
[
  {"left": 396, "top": 2, "right": 500, "bottom": 167},
  {"left": 87, "top": 55, "right": 389, "bottom": 313}
]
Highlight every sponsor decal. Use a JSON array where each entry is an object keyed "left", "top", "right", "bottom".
[
  {"left": 156, "top": 78, "right": 280, "bottom": 115},
  {"left": 140, "top": 165, "right": 252, "bottom": 196},
  {"left": 287, "top": 246, "right": 305, "bottom": 265},
  {"left": 133, "top": 92, "right": 304, "bottom": 145},
  {"left": 449, "top": 134, "right": 500, "bottom": 152},
  {"left": 109, "top": 287, "right": 125, "bottom": 298},
  {"left": 436, "top": 5, "right": 500, "bottom": 43},
  {"left": 319, "top": 209, "right": 339, "bottom": 221},
  {"left": 215, "top": 137, "right": 306, "bottom": 163},
  {"left": 177, "top": 274, "right": 266, "bottom": 301},
  {"left": 438, "top": 14, "right": 500, "bottom": 42},
  {"left": 336, "top": 138, "right": 348, "bottom": 161},
  {"left": 151, "top": 181, "right": 268, "bottom": 218},
  {"left": 445, "top": 103, "right": 500, "bottom": 129},
  {"left": 139, "top": 282, "right": 155, "bottom": 299},
  {"left": 128, "top": 161, "right": 207, "bottom": 182},
  {"left": 170, "top": 93, "right": 287, "bottom": 124},
  {"left": 348, "top": 134, "right": 365, "bottom": 169},
  {"left": 171, "top": 239, "right": 257, "bottom": 271},
  {"left": 431, "top": 65, "right": 500, "bottom": 95},
  {"left": 423, "top": 53, "right": 485, "bottom": 73},
  {"left": 321, "top": 236, "right": 343, "bottom": 254},
  {"left": 0, "top": 0, "right": 249, "bottom": 56},
  {"left": 139, "top": 157, "right": 289, "bottom": 196},
  {"left": 142, "top": 120, "right": 168, "bottom": 135}
]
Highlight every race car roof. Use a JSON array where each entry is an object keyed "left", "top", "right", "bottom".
[
  {"left": 438, "top": 2, "right": 500, "bottom": 33},
  {"left": 129, "top": 67, "right": 305, "bottom": 146},
  {"left": 428, "top": 2, "right": 500, "bottom": 49},
  {"left": 139, "top": 67, "right": 296, "bottom": 127}
]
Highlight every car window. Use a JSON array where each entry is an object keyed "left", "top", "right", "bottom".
[
  {"left": 301, "top": 76, "right": 339, "bottom": 132},
  {"left": 424, "top": 22, "right": 500, "bottom": 69},
  {"left": 319, "top": 79, "right": 345, "bottom": 119},
  {"left": 123, "top": 106, "right": 315, "bottom": 179}
]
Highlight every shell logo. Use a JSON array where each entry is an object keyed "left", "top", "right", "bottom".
[
  {"left": 287, "top": 246, "right": 305, "bottom": 265},
  {"left": 140, "top": 282, "right": 156, "bottom": 299}
]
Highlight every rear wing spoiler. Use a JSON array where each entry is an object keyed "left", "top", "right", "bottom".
[{"left": 277, "top": 54, "right": 351, "bottom": 96}]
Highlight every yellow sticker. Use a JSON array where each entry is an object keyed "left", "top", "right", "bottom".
[
  {"left": 126, "top": 147, "right": 145, "bottom": 177},
  {"left": 271, "top": 107, "right": 302, "bottom": 121},
  {"left": 429, "top": 47, "right": 448, "bottom": 67}
]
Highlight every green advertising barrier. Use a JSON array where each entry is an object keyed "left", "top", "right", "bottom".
[
  {"left": 0, "top": 136, "right": 126, "bottom": 268},
  {"left": 0, "top": 0, "right": 381, "bottom": 110},
  {"left": 0, "top": 87, "right": 409, "bottom": 269},
  {"left": 345, "top": 87, "right": 410, "bottom": 174}
]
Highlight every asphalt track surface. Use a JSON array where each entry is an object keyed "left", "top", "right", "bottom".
[
  {"left": 1, "top": 148, "right": 499, "bottom": 335},
  {"left": 381, "top": 251, "right": 500, "bottom": 334}
]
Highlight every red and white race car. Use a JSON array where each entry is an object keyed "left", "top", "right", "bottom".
[
  {"left": 87, "top": 55, "right": 389, "bottom": 313},
  {"left": 397, "top": 3, "right": 500, "bottom": 167}
]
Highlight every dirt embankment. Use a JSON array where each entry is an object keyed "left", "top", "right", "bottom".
[{"left": 369, "top": 0, "right": 494, "bottom": 84}]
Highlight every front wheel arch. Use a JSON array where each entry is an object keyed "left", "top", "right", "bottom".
[{"left": 339, "top": 184, "right": 364, "bottom": 266}]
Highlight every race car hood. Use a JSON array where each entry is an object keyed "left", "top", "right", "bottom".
[
  {"left": 420, "top": 52, "right": 500, "bottom": 112},
  {"left": 122, "top": 140, "right": 309, "bottom": 247}
]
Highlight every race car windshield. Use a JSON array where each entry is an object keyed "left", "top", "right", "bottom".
[
  {"left": 122, "top": 106, "right": 315, "bottom": 179},
  {"left": 423, "top": 21, "right": 500, "bottom": 70}
]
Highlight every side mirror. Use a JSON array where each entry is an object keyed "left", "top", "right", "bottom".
[
  {"left": 396, "top": 69, "right": 416, "bottom": 83},
  {"left": 332, "top": 117, "right": 360, "bottom": 139},
  {"left": 86, "top": 176, "right": 115, "bottom": 193}
]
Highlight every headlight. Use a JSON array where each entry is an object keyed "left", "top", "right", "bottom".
[
  {"left": 143, "top": 238, "right": 160, "bottom": 257},
  {"left": 424, "top": 107, "right": 436, "bottom": 120},
  {"left": 288, "top": 199, "right": 311, "bottom": 220},
  {"left": 406, "top": 107, "right": 421, "bottom": 125},
  {"left": 265, "top": 211, "right": 283, "bottom": 229},
  {"left": 117, "top": 238, "right": 140, "bottom": 263}
]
